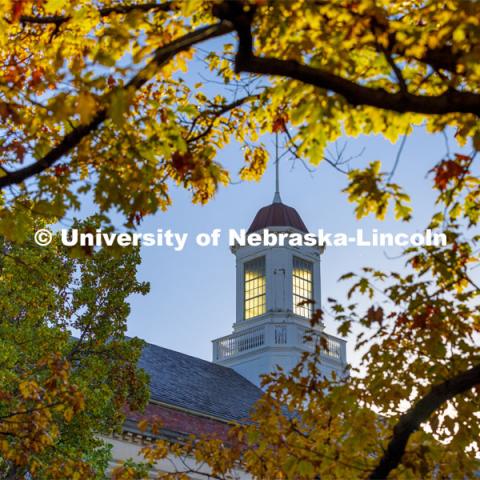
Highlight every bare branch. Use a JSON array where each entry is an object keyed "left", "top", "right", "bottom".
[
  {"left": 387, "top": 129, "right": 408, "bottom": 182},
  {"left": 187, "top": 95, "right": 256, "bottom": 143}
]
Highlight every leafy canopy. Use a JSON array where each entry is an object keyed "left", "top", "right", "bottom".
[
  {"left": 0, "top": 218, "right": 150, "bottom": 479},
  {"left": 0, "top": 0, "right": 478, "bottom": 235}
]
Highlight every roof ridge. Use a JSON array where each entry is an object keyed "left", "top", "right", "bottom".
[{"left": 144, "top": 341, "right": 229, "bottom": 370}]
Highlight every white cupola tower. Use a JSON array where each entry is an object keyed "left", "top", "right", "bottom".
[{"left": 212, "top": 165, "right": 347, "bottom": 387}]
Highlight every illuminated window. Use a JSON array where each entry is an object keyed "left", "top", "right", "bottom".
[
  {"left": 293, "top": 256, "right": 313, "bottom": 318},
  {"left": 244, "top": 257, "right": 266, "bottom": 320}
]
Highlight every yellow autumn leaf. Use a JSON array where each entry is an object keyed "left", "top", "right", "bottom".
[
  {"left": 77, "top": 93, "right": 97, "bottom": 124},
  {"left": 44, "top": 0, "right": 69, "bottom": 14}
]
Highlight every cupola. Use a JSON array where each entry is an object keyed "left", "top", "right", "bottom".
[{"left": 212, "top": 150, "right": 347, "bottom": 387}]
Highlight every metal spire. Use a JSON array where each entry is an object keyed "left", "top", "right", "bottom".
[{"left": 273, "top": 132, "right": 282, "bottom": 203}]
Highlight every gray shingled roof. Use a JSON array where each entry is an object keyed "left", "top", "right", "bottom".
[{"left": 138, "top": 342, "right": 263, "bottom": 423}]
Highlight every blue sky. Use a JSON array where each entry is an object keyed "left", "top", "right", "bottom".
[
  {"left": 66, "top": 34, "right": 472, "bottom": 367},
  {"left": 124, "top": 125, "right": 462, "bottom": 366}
]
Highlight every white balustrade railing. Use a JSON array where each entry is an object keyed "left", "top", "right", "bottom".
[
  {"left": 213, "top": 323, "right": 345, "bottom": 363},
  {"left": 215, "top": 326, "right": 265, "bottom": 360}
]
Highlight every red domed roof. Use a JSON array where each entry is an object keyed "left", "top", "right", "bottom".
[{"left": 247, "top": 202, "right": 308, "bottom": 234}]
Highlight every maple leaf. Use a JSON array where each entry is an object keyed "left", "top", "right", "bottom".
[
  {"left": 431, "top": 155, "right": 471, "bottom": 191},
  {"left": 272, "top": 112, "right": 288, "bottom": 133}
]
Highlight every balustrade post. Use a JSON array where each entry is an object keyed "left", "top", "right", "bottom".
[
  {"left": 212, "top": 341, "right": 219, "bottom": 361},
  {"left": 265, "top": 324, "right": 275, "bottom": 347}
]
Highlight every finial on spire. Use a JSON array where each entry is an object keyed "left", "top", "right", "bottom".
[{"left": 273, "top": 133, "right": 282, "bottom": 203}]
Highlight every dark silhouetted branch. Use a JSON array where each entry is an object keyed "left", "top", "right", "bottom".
[
  {"left": 369, "top": 362, "right": 480, "bottom": 479},
  {"left": 215, "top": 1, "right": 480, "bottom": 117},
  {"left": 236, "top": 55, "right": 480, "bottom": 117}
]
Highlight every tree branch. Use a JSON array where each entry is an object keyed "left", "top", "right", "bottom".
[
  {"left": 215, "top": 1, "right": 480, "bottom": 117},
  {"left": 237, "top": 55, "right": 480, "bottom": 116},
  {"left": 187, "top": 95, "right": 256, "bottom": 143},
  {"left": 18, "top": 2, "right": 173, "bottom": 26},
  {"left": 0, "top": 22, "right": 233, "bottom": 189},
  {"left": 378, "top": 43, "right": 407, "bottom": 94},
  {"left": 368, "top": 362, "right": 480, "bottom": 479}
]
